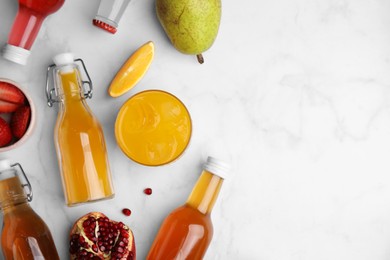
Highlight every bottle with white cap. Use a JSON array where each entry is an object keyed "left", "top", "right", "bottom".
[
  {"left": 93, "top": 0, "right": 131, "bottom": 34},
  {"left": 147, "top": 156, "right": 230, "bottom": 260},
  {"left": 46, "top": 53, "right": 114, "bottom": 206},
  {"left": 2, "top": 0, "right": 65, "bottom": 65},
  {"left": 0, "top": 160, "right": 59, "bottom": 259}
]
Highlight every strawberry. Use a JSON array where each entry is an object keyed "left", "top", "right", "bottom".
[
  {"left": 0, "top": 117, "right": 12, "bottom": 147},
  {"left": 11, "top": 106, "right": 31, "bottom": 139},
  {"left": 0, "top": 100, "right": 21, "bottom": 113},
  {"left": 0, "top": 82, "right": 25, "bottom": 104}
]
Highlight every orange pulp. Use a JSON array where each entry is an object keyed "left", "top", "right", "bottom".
[
  {"left": 108, "top": 41, "right": 154, "bottom": 97},
  {"left": 115, "top": 90, "right": 192, "bottom": 166}
]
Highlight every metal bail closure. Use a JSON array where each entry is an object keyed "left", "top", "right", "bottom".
[
  {"left": 76, "top": 58, "right": 93, "bottom": 100},
  {"left": 46, "top": 64, "right": 57, "bottom": 107},
  {"left": 11, "top": 163, "right": 33, "bottom": 202},
  {"left": 45, "top": 58, "right": 94, "bottom": 107}
]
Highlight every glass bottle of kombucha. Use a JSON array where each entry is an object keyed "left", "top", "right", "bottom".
[
  {"left": 46, "top": 53, "right": 114, "bottom": 206},
  {"left": 147, "top": 156, "right": 230, "bottom": 260},
  {"left": 0, "top": 160, "right": 59, "bottom": 260}
]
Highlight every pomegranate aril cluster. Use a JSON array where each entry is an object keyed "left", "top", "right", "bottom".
[
  {"left": 83, "top": 216, "right": 98, "bottom": 242},
  {"left": 97, "top": 217, "right": 116, "bottom": 254},
  {"left": 69, "top": 215, "right": 132, "bottom": 259},
  {"left": 109, "top": 222, "right": 131, "bottom": 259},
  {"left": 69, "top": 233, "right": 100, "bottom": 260},
  {"left": 96, "top": 217, "right": 131, "bottom": 260}
]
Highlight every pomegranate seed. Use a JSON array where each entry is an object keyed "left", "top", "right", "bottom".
[
  {"left": 71, "top": 234, "right": 80, "bottom": 240},
  {"left": 83, "top": 220, "right": 90, "bottom": 227},
  {"left": 69, "top": 245, "right": 78, "bottom": 254},
  {"left": 144, "top": 188, "right": 152, "bottom": 195},
  {"left": 121, "top": 230, "right": 129, "bottom": 238},
  {"left": 122, "top": 208, "right": 131, "bottom": 216}
]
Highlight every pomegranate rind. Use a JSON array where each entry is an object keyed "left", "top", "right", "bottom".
[{"left": 69, "top": 212, "right": 136, "bottom": 260}]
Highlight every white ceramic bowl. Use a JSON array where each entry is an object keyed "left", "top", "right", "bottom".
[{"left": 0, "top": 78, "right": 36, "bottom": 153}]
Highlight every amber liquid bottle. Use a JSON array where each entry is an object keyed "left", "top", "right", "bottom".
[
  {"left": 147, "top": 156, "right": 230, "bottom": 260},
  {"left": 0, "top": 160, "right": 59, "bottom": 260},
  {"left": 48, "top": 53, "right": 114, "bottom": 206}
]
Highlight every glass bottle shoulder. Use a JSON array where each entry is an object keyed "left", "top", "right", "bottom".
[
  {"left": 56, "top": 101, "right": 103, "bottom": 131},
  {"left": 2, "top": 203, "right": 48, "bottom": 235}
]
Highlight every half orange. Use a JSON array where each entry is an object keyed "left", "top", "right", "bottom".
[{"left": 108, "top": 41, "right": 155, "bottom": 97}]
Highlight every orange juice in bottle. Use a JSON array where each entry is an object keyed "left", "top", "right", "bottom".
[
  {"left": 46, "top": 53, "right": 114, "bottom": 206},
  {"left": 0, "top": 160, "right": 59, "bottom": 259},
  {"left": 147, "top": 156, "right": 230, "bottom": 259}
]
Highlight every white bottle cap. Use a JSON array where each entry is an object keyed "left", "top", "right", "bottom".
[
  {"left": 53, "top": 53, "right": 76, "bottom": 73},
  {"left": 2, "top": 44, "right": 30, "bottom": 65},
  {"left": 0, "top": 159, "right": 11, "bottom": 172},
  {"left": 203, "top": 156, "right": 230, "bottom": 179},
  {"left": 53, "top": 53, "right": 74, "bottom": 66}
]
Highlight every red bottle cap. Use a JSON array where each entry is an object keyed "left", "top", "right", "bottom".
[{"left": 93, "top": 19, "right": 117, "bottom": 34}]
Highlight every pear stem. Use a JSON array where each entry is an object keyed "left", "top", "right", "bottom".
[{"left": 196, "top": 54, "right": 204, "bottom": 64}]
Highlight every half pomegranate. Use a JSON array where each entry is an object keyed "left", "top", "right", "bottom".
[{"left": 69, "top": 212, "right": 136, "bottom": 260}]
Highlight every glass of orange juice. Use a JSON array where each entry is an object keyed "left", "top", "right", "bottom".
[{"left": 115, "top": 90, "right": 192, "bottom": 166}]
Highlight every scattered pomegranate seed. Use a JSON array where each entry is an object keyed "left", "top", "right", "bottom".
[
  {"left": 144, "top": 188, "right": 152, "bottom": 195},
  {"left": 122, "top": 208, "right": 131, "bottom": 216}
]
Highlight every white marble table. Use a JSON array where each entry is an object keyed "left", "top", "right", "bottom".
[{"left": 1, "top": 0, "right": 390, "bottom": 259}]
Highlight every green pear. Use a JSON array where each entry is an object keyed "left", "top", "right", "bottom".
[{"left": 156, "top": 0, "right": 221, "bottom": 64}]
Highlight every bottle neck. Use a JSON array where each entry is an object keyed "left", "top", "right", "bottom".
[
  {"left": 1, "top": 198, "right": 30, "bottom": 214},
  {"left": 0, "top": 175, "right": 29, "bottom": 213},
  {"left": 55, "top": 66, "right": 85, "bottom": 104},
  {"left": 8, "top": 5, "right": 46, "bottom": 50},
  {"left": 186, "top": 170, "right": 224, "bottom": 215}
]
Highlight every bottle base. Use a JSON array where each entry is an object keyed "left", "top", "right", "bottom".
[{"left": 66, "top": 193, "right": 115, "bottom": 207}]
